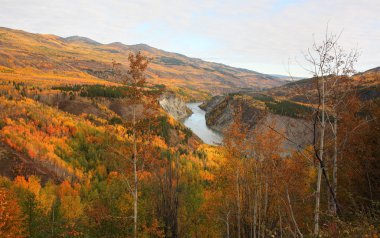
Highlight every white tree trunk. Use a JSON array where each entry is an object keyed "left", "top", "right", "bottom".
[
  {"left": 262, "top": 178, "right": 268, "bottom": 238},
  {"left": 287, "top": 188, "right": 303, "bottom": 238},
  {"left": 314, "top": 76, "right": 325, "bottom": 237}
]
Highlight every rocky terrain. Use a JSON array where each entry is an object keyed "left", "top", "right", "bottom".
[
  {"left": 201, "top": 67, "right": 380, "bottom": 152},
  {"left": 159, "top": 92, "right": 192, "bottom": 120},
  {"left": 202, "top": 94, "right": 312, "bottom": 151}
]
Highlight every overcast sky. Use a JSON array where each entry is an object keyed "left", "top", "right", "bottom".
[{"left": 0, "top": 0, "right": 379, "bottom": 76}]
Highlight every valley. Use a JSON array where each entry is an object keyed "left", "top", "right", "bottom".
[
  {"left": 0, "top": 25, "right": 379, "bottom": 238},
  {"left": 182, "top": 102, "right": 222, "bottom": 145}
]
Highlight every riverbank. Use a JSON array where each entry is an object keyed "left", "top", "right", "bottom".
[{"left": 182, "top": 103, "right": 223, "bottom": 145}]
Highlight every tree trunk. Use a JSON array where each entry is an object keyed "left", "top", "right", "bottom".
[
  {"left": 173, "top": 153, "right": 180, "bottom": 238},
  {"left": 236, "top": 169, "right": 241, "bottom": 238},
  {"left": 226, "top": 211, "right": 230, "bottom": 238},
  {"left": 133, "top": 106, "right": 138, "bottom": 238},
  {"left": 287, "top": 188, "right": 303, "bottom": 238},
  {"left": 253, "top": 165, "right": 258, "bottom": 238},
  {"left": 248, "top": 185, "right": 253, "bottom": 238},
  {"left": 258, "top": 174, "right": 262, "bottom": 238},
  {"left": 314, "top": 130, "right": 323, "bottom": 237},
  {"left": 262, "top": 178, "right": 268, "bottom": 238},
  {"left": 331, "top": 116, "right": 338, "bottom": 215},
  {"left": 278, "top": 206, "right": 283, "bottom": 238},
  {"left": 314, "top": 75, "right": 325, "bottom": 237}
]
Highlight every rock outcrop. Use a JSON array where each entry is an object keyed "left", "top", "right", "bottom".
[
  {"left": 199, "top": 95, "right": 225, "bottom": 112},
  {"left": 159, "top": 93, "right": 192, "bottom": 120},
  {"left": 203, "top": 95, "right": 263, "bottom": 132},
  {"left": 203, "top": 94, "right": 312, "bottom": 152}
]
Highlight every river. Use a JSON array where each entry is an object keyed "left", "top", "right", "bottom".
[{"left": 182, "top": 103, "right": 223, "bottom": 145}]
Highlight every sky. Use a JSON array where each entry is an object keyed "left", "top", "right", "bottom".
[{"left": 0, "top": 0, "right": 379, "bottom": 77}]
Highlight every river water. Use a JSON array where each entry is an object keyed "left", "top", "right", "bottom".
[{"left": 182, "top": 103, "right": 223, "bottom": 146}]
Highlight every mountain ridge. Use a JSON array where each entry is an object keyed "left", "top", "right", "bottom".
[{"left": 0, "top": 27, "right": 285, "bottom": 98}]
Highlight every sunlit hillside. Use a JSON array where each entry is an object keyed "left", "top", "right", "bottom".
[
  {"left": 0, "top": 0, "right": 379, "bottom": 236},
  {"left": 0, "top": 27, "right": 285, "bottom": 99}
]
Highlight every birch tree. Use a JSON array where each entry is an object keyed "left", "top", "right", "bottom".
[
  {"left": 116, "top": 51, "right": 149, "bottom": 238},
  {"left": 304, "top": 29, "right": 358, "bottom": 236}
]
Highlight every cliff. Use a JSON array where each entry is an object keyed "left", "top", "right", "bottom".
[
  {"left": 159, "top": 93, "right": 192, "bottom": 120},
  {"left": 203, "top": 94, "right": 312, "bottom": 151}
]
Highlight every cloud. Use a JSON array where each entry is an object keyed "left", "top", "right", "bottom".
[{"left": 0, "top": 0, "right": 379, "bottom": 76}]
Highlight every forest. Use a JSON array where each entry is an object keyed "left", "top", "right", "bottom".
[{"left": 0, "top": 34, "right": 379, "bottom": 238}]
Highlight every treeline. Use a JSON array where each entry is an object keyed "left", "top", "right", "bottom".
[
  {"left": 265, "top": 100, "right": 313, "bottom": 118},
  {"left": 0, "top": 50, "right": 379, "bottom": 238},
  {"left": 53, "top": 85, "right": 126, "bottom": 98},
  {"left": 53, "top": 84, "right": 166, "bottom": 99}
]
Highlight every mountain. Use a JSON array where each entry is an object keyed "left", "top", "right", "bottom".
[
  {"left": 363, "top": 66, "right": 380, "bottom": 74},
  {"left": 64, "top": 35, "right": 101, "bottom": 45},
  {"left": 269, "top": 74, "right": 303, "bottom": 81},
  {"left": 266, "top": 67, "right": 380, "bottom": 101},
  {"left": 0, "top": 27, "right": 286, "bottom": 99}
]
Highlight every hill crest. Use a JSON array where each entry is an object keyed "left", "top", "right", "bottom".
[{"left": 0, "top": 27, "right": 285, "bottom": 97}]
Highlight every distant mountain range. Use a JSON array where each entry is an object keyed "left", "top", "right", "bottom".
[
  {"left": 0, "top": 27, "right": 286, "bottom": 97},
  {"left": 269, "top": 74, "right": 304, "bottom": 81},
  {"left": 363, "top": 66, "right": 380, "bottom": 74}
]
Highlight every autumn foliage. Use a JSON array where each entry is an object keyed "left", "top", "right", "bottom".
[{"left": 0, "top": 49, "right": 378, "bottom": 237}]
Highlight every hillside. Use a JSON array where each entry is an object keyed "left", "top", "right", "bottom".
[
  {"left": 0, "top": 27, "right": 285, "bottom": 99},
  {"left": 201, "top": 67, "right": 380, "bottom": 151},
  {"left": 0, "top": 62, "right": 222, "bottom": 237},
  {"left": 0, "top": 26, "right": 378, "bottom": 238},
  {"left": 262, "top": 67, "right": 380, "bottom": 104}
]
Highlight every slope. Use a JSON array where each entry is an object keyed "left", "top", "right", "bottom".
[{"left": 0, "top": 27, "right": 285, "bottom": 98}]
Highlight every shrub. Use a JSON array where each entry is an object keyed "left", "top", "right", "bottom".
[{"left": 109, "top": 116, "right": 123, "bottom": 125}]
